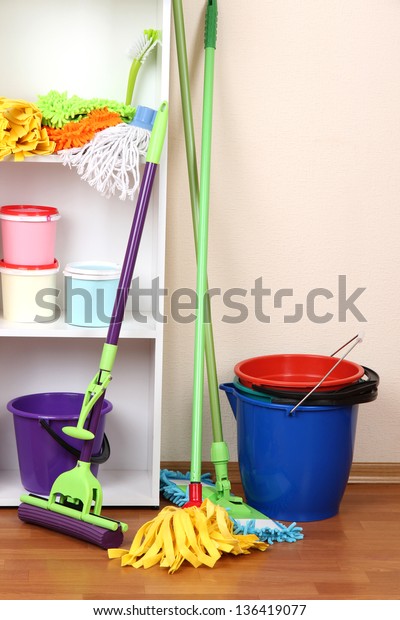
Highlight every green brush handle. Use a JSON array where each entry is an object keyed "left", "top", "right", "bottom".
[
  {"left": 125, "top": 59, "right": 142, "bottom": 105},
  {"left": 190, "top": 1, "right": 218, "bottom": 484}
]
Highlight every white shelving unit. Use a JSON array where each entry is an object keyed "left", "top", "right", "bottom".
[{"left": 0, "top": 0, "right": 171, "bottom": 507}]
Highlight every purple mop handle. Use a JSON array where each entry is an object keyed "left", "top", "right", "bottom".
[
  {"left": 80, "top": 162, "right": 158, "bottom": 463},
  {"left": 107, "top": 162, "right": 157, "bottom": 345}
]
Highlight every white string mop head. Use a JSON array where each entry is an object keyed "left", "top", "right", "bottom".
[{"left": 59, "top": 106, "right": 157, "bottom": 201}]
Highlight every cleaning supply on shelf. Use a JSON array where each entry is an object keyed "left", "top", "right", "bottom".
[
  {"left": 0, "top": 260, "right": 60, "bottom": 322},
  {"left": 18, "top": 101, "right": 168, "bottom": 549},
  {"left": 0, "top": 98, "right": 55, "bottom": 161},
  {"left": 169, "top": 0, "right": 298, "bottom": 540},
  {"left": 125, "top": 29, "right": 162, "bottom": 105},
  {"left": 45, "top": 108, "right": 123, "bottom": 152},
  {"left": 0, "top": 205, "right": 60, "bottom": 266},
  {"left": 0, "top": 204, "right": 61, "bottom": 322},
  {"left": 64, "top": 261, "right": 122, "bottom": 327},
  {"left": 36, "top": 90, "right": 135, "bottom": 128},
  {"left": 59, "top": 105, "right": 156, "bottom": 200}
]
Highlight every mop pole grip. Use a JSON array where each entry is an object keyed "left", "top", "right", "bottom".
[
  {"left": 146, "top": 101, "right": 168, "bottom": 164},
  {"left": 205, "top": 0, "right": 218, "bottom": 49}
]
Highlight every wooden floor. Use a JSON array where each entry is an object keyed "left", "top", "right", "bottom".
[{"left": 0, "top": 483, "right": 399, "bottom": 601}]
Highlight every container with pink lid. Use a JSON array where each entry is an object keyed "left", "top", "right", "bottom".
[{"left": 0, "top": 204, "right": 60, "bottom": 266}]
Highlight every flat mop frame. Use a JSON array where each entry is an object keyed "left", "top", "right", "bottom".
[{"left": 18, "top": 102, "right": 168, "bottom": 549}]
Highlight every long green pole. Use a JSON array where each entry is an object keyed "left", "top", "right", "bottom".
[
  {"left": 189, "top": 0, "right": 218, "bottom": 491},
  {"left": 172, "top": 0, "right": 223, "bottom": 443}
]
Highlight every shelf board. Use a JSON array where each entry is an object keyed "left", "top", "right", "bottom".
[
  {"left": 3, "top": 152, "right": 146, "bottom": 165},
  {"left": 0, "top": 312, "right": 156, "bottom": 338},
  {"left": 3, "top": 154, "right": 61, "bottom": 164},
  {"left": 100, "top": 469, "right": 159, "bottom": 507},
  {"left": 0, "top": 469, "right": 159, "bottom": 507}
]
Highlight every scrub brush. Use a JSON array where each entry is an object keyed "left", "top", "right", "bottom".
[{"left": 125, "top": 29, "right": 161, "bottom": 105}]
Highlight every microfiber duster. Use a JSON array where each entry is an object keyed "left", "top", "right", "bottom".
[
  {"left": 46, "top": 108, "right": 123, "bottom": 151},
  {"left": 37, "top": 90, "right": 135, "bottom": 128}
]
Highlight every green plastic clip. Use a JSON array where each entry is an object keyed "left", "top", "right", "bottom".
[{"left": 63, "top": 344, "right": 118, "bottom": 441}]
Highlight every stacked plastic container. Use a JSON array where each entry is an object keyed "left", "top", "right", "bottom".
[
  {"left": 64, "top": 261, "right": 121, "bottom": 328},
  {"left": 0, "top": 204, "right": 60, "bottom": 322}
]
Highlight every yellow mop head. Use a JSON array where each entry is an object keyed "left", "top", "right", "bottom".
[{"left": 108, "top": 499, "right": 268, "bottom": 573}]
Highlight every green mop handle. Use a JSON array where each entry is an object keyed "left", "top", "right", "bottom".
[
  {"left": 190, "top": 0, "right": 218, "bottom": 488},
  {"left": 172, "top": 0, "right": 222, "bottom": 444}
]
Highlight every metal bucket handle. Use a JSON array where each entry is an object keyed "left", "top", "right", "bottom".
[{"left": 252, "top": 366, "right": 379, "bottom": 403}]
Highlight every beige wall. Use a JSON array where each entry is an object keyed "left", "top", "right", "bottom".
[{"left": 161, "top": 0, "right": 400, "bottom": 463}]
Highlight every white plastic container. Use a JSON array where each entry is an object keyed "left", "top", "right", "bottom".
[
  {"left": 64, "top": 261, "right": 121, "bottom": 327},
  {"left": 0, "top": 260, "right": 60, "bottom": 323},
  {"left": 0, "top": 204, "right": 60, "bottom": 266}
]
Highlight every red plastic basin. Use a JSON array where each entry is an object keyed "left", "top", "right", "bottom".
[{"left": 234, "top": 354, "right": 364, "bottom": 392}]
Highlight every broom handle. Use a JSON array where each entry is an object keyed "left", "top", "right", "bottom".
[
  {"left": 190, "top": 1, "right": 218, "bottom": 484},
  {"left": 172, "top": 0, "right": 223, "bottom": 441}
]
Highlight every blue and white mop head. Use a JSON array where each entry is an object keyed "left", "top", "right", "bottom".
[{"left": 160, "top": 469, "right": 303, "bottom": 544}]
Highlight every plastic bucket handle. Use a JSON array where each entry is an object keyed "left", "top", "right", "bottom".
[{"left": 39, "top": 419, "right": 110, "bottom": 464}]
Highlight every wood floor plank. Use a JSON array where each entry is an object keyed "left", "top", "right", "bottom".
[{"left": 0, "top": 483, "right": 399, "bottom": 600}]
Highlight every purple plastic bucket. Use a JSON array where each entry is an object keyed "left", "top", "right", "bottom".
[{"left": 7, "top": 392, "right": 112, "bottom": 495}]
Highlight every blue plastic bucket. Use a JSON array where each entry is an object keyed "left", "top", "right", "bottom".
[
  {"left": 220, "top": 382, "right": 360, "bottom": 522},
  {"left": 64, "top": 261, "right": 121, "bottom": 327}
]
